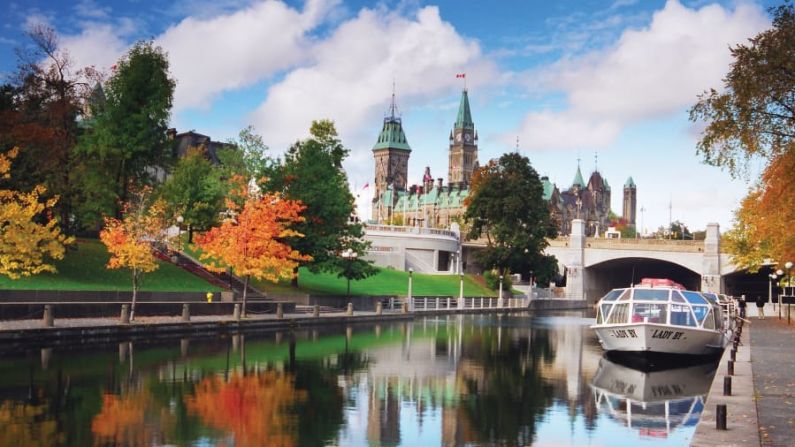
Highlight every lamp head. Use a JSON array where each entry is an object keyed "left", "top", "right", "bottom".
[
  {"left": 176, "top": 215, "right": 184, "bottom": 224},
  {"left": 772, "top": 274, "right": 778, "bottom": 279},
  {"left": 786, "top": 261, "right": 793, "bottom": 270},
  {"left": 777, "top": 269, "right": 784, "bottom": 276}
]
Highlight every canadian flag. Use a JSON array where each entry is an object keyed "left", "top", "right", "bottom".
[
  {"left": 456, "top": 73, "right": 465, "bottom": 78},
  {"left": 362, "top": 183, "right": 369, "bottom": 189}
]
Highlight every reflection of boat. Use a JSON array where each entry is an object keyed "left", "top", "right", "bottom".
[
  {"left": 590, "top": 356, "right": 718, "bottom": 438},
  {"left": 590, "top": 279, "right": 734, "bottom": 357}
]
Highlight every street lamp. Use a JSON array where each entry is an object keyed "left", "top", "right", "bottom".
[
  {"left": 408, "top": 268, "right": 414, "bottom": 311},
  {"left": 770, "top": 273, "right": 778, "bottom": 315},
  {"left": 176, "top": 215, "right": 184, "bottom": 252},
  {"left": 341, "top": 248, "right": 357, "bottom": 297},
  {"left": 786, "top": 261, "right": 794, "bottom": 289}
]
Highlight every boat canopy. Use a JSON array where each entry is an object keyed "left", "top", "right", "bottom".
[{"left": 596, "top": 287, "right": 725, "bottom": 331}]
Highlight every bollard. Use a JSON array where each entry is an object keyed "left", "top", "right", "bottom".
[
  {"left": 120, "top": 304, "right": 130, "bottom": 324},
  {"left": 724, "top": 376, "right": 732, "bottom": 396},
  {"left": 42, "top": 305, "right": 53, "bottom": 328},
  {"left": 277, "top": 303, "right": 284, "bottom": 319},
  {"left": 728, "top": 360, "right": 734, "bottom": 376},
  {"left": 313, "top": 304, "right": 320, "bottom": 318},
  {"left": 716, "top": 404, "right": 727, "bottom": 430},
  {"left": 402, "top": 302, "right": 409, "bottom": 314},
  {"left": 730, "top": 349, "right": 736, "bottom": 362},
  {"left": 233, "top": 303, "right": 241, "bottom": 321},
  {"left": 733, "top": 340, "right": 739, "bottom": 350},
  {"left": 376, "top": 302, "right": 383, "bottom": 316},
  {"left": 346, "top": 302, "right": 354, "bottom": 316},
  {"left": 181, "top": 304, "right": 191, "bottom": 322}
]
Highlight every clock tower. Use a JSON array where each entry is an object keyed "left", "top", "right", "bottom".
[
  {"left": 448, "top": 89, "right": 478, "bottom": 187},
  {"left": 372, "top": 90, "right": 411, "bottom": 215}
]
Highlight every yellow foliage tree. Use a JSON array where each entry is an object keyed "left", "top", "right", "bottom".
[
  {"left": 196, "top": 176, "right": 311, "bottom": 316},
  {"left": 0, "top": 147, "right": 73, "bottom": 279},
  {"left": 99, "top": 187, "right": 170, "bottom": 320}
]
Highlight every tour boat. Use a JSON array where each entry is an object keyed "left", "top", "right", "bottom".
[
  {"left": 591, "top": 278, "right": 734, "bottom": 358},
  {"left": 590, "top": 356, "right": 717, "bottom": 438}
]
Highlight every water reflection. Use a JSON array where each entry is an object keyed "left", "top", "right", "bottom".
[
  {"left": 590, "top": 356, "right": 717, "bottom": 440},
  {"left": 0, "top": 312, "right": 719, "bottom": 446}
]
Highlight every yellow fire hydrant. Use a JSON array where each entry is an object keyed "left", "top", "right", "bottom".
[{"left": 206, "top": 292, "right": 213, "bottom": 303}]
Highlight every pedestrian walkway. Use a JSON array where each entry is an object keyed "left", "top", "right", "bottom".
[{"left": 750, "top": 312, "right": 795, "bottom": 446}]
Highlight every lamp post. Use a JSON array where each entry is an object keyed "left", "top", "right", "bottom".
[
  {"left": 176, "top": 215, "right": 184, "bottom": 252},
  {"left": 407, "top": 268, "right": 414, "bottom": 311},
  {"left": 778, "top": 269, "right": 785, "bottom": 320},
  {"left": 341, "top": 248, "right": 357, "bottom": 297},
  {"left": 458, "top": 273, "right": 464, "bottom": 309},
  {"left": 498, "top": 274, "right": 504, "bottom": 307},
  {"left": 770, "top": 273, "right": 778, "bottom": 316}
]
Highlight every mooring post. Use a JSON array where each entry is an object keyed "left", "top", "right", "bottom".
[
  {"left": 120, "top": 304, "right": 130, "bottom": 324},
  {"left": 376, "top": 302, "right": 383, "bottom": 316},
  {"left": 724, "top": 376, "right": 732, "bottom": 396},
  {"left": 42, "top": 305, "right": 53, "bottom": 328},
  {"left": 233, "top": 303, "right": 241, "bottom": 321},
  {"left": 313, "top": 304, "right": 320, "bottom": 318},
  {"left": 728, "top": 360, "right": 734, "bottom": 376},
  {"left": 716, "top": 404, "right": 727, "bottom": 430},
  {"left": 730, "top": 349, "right": 736, "bottom": 362},
  {"left": 277, "top": 303, "right": 284, "bottom": 319},
  {"left": 181, "top": 304, "right": 190, "bottom": 322},
  {"left": 346, "top": 302, "right": 353, "bottom": 316}
]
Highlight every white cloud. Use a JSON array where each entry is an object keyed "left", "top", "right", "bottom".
[
  {"left": 250, "top": 5, "right": 497, "bottom": 171},
  {"left": 513, "top": 0, "right": 769, "bottom": 151},
  {"left": 157, "top": 0, "right": 337, "bottom": 111},
  {"left": 60, "top": 23, "right": 128, "bottom": 72}
]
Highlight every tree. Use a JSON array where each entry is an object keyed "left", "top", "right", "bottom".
[
  {"left": 218, "top": 126, "right": 274, "bottom": 182},
  {"left": 464, "top": 153, "right": 558, "bottom": 282},
  {"left": 99, "top": 187, "right": 170, "bottom": 320},
  {"left": 0, "top": 147, "right": 74, "bottom": 279},
  {"left": 159, "top": 146, "right": 224, "bottom": 242},
  {"left": 78, "top": 40, "right": 176, "bottom": 223},
  {"left": 195, "top": 177, "right": 310, "bottom": 316},
  {"left": 690, "top": 4, "right": 795, "bottom": 268},
  {"left": 269, "top": 120, "right": 373, "bottom": 285}
]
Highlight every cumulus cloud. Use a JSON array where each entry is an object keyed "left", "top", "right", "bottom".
[
  {"left": 250, "top": 5, "right": 497, "bottom": 166},
  {"left": 157, "top": 0, "right": 337, "bottom": 111},
  {"left": 512, "top": 0, "right": 769, "bottom": 151},
  {"left": 59, "top": 23, "right": 128, "bottom": 72}
]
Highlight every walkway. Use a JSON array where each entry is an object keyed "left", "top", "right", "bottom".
[{"left": 750, "top": 309, "right": 795, "bottom": 446}]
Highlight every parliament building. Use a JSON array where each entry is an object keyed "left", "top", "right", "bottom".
[{"left": 371, "top": 89, "right": 637, "bottom": 236}]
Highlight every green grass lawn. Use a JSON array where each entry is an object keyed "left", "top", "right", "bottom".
[
  {"left": 253, "top": 267, "right": 496, "bottom": 297},
  {"left": 0, "top": 239, "right": 221, "bottom": 292}
]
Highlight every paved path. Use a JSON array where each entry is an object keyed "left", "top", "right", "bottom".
[{"left": 751, "top": 313, "right": 795, "bottom": 447}]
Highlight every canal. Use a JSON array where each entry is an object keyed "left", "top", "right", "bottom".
[{"left": 0, "top": 311, "right": 718, "bottom": 446}]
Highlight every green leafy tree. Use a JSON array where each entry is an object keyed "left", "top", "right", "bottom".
[
  {"left": 269, "top": 120, "right": 374, "bottom": 285},
  {"left": 464, "top": 152, "right": 558, "bottom": 279},
  {"left": 77, "top": 40, "right": 176, "bottom": 225},
  {"left": 159, "top": 147, "right": 224, "bottom": 242},
  {"left": 218, "top": 126, "right": 273, "bottom": 182}
]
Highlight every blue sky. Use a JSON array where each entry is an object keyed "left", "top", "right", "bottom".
[{"left": 0, "top": 0, "right": 778, "bottom": 232}]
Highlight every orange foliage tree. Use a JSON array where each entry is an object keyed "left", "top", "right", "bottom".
[
  {"left": 0, "top": 147, "right": 73, "bottom": 279},
  {"left": 185, "top": 372, "right": 305, "bottom": 447},
  {"left": 195, "top": 176, "right": 310, "bottom": 316},
  {"left": 99, "top": 187, "right": 170, "bottom": 320}
]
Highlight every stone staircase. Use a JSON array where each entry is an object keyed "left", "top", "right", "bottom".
[{"left": 154, "top": 248, "right": 267, "bottom": 298}]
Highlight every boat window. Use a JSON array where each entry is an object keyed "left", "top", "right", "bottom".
[
  {"left": 599, "top": 303, "right": 612, "bottom": 324},
  {"left": 671, "top": 291, "right": 686, "bottom": 303},
  {"left": 681, "top": 291, "right": 708, "bottom": 304},
  {"left": 602, "top": 289, "right": 624, "bottom": 301},
  {"left": 631, "top": 303, "right": 668, "bottom": 324},
  {"left": 632, "top": 289, "right": 670, "bottom": 301},
  {"left": 703, "top": 293, "right": 719, "bottom": 304},
  {"left": 692, "top": 305, "right": 709, "bottom": 324},
  {"left": 607, "top": 303, "right": 629, "bottom": 324},
  {"left": 617, "top": 290, "right": 631, "bottom": 301},
  {"left": 670, "top": 304, "right": 697, "bottom": 327},
  {"left": 703, "top": 309, "right": 716, "bottom": 329}
]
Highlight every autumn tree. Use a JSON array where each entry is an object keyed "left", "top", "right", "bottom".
[
  {"left": 0, "top": 147, "right": 73, "bottom": 279},
  {"left": 195, "top": 177, "right": 310, "bottom": 316},
  {"left": 159, "top": 146, "right": 224, "bottom": 242},
  {"left": 267, "top": 120, "right": 373, "bottom": 285},
  {"left": 690, "top": 4, "right": 795, "bottom": 268},
  {"left": 78, "top": 41, "right": 176, "bottom": 223},
  {"left": 99, "top": 187, "right": 170, "bottom": 320},
  {"left": 464, "top": 152, "right": 558, "bottom": 282}
]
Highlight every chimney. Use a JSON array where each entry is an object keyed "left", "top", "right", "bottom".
[{"left": 437, "top": 178, "right": 443, "bottom": 190}]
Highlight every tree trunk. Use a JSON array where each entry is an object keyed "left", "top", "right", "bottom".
[
  {"left": 188, "top": 226, "right": 194, "bottom": 243},
  {"left": 291, "top": 266, "right": 299, "bottom": 288},
  {"left": 130, "top": 269, "right": 138, "bottom": 321},
  {"left": 242, "top": 275, "right": 249, "bottom": 318}
]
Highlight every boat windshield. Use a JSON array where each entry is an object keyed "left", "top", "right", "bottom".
[{"left": 596, "top": 287, "right": 723, "bottom": 329}]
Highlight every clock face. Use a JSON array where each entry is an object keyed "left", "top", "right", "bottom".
[
  {"left": 455, "top": 132, "right": 462, "bottom": 142},
  {"left": 464, "top": 132, "right": 472, "bottom": 143}
]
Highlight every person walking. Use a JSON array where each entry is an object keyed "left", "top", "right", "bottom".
[
  {"left": 738, "top": 295, "right": 747, "bottom": 319},
  {"left": 756, "top": 294, "right": 767, "bottom": 319}
]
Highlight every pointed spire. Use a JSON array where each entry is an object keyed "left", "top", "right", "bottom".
[
  {"left": 388, "top": 79, "right": 398, "bottom": 120},
  {"left": 373, "top": 85, "right": 410, "bottom": 152},
  {"left": 572, "top": 158, "right": 585, "bottom": 188},
  {"left": 624, "top": 176, "right": 636, "bottom": 188},
  {"left": 594, "top": 151, "right": 598, "bottom": 172},
  {"left": 455, "top": 89, "right": 474, "bottom": 130}
]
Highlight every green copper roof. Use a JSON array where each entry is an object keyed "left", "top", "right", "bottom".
[
  {"left": 455, "top": 89, "right": 474, "bottom": 130},
  {"left": 624, "top": 176, "right": 636, "bottom": 188},
  {"left": 372, "top": 116, "right": 411, "bottom": 151},
  {"left": 572, "top": 165, "right": 585, "bottom": 188},
  {"left": 541, "top": 178, "right": 554, "bottom": 201}
]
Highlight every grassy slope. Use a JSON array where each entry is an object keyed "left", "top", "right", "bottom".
[{"left": 0, "top": 239, "right": 221, "bottom": 292}]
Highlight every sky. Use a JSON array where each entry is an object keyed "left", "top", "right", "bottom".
[{"left": 0, "top": 0, "right": 778, "bottom": 233}]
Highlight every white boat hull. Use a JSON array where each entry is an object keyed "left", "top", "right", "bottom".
[{"left": 591, "top": 323, "right": 730, "bottom": 356}]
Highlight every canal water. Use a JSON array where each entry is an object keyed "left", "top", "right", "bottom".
[{"left": 0, "top": 312, "right": 718, "bottom": 446}]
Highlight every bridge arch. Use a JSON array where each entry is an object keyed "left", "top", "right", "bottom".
[{"left": 584, "top": 257, "right": 702, "bottom": 303}]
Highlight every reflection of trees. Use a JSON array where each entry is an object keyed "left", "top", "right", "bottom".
[
  {"left": 185, "top": 371, "right": 305, "bottom": 447},
  {"left": 91, "top": 389, "right": 173, "bottom": 446},
  {"left": 456, "top": 328, "right": 556, "bottom": 445},
  {"left": 0, "top": 398, "right": 63, "bottom": 447}
]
